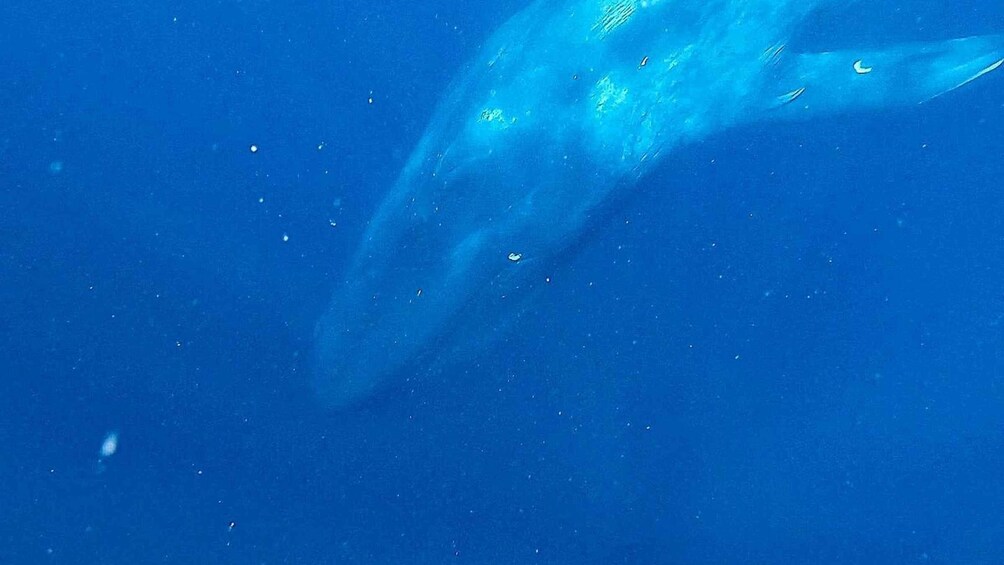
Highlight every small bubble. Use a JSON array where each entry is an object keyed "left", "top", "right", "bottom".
[
  {"left": 249, "top": 144, "right": 258, "bottom": 153},
  {"left": 282, "top": 233, "right": 289, "bottom": 242}
]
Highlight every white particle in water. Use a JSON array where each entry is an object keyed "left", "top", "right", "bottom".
[{"left": 99, "top": 431, "right": 119, "bottom": 458}]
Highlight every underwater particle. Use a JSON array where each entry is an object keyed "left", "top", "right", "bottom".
[
  {"left": 639, "top": 55, "right": 649, "bottom": 68},
  {"left": 853, "top": 60, "right": 873, "bottom": 74},
  {"left": 416, "top": 288, "right": 423, "bottom": 297},
  {"left": 329, "top": 220, "right": 337, "bottom": 228},
  {"left": 249, "top": 144, "right": 259, "bottom": 153},
  {"left": 508, "top": 252, "right": 523, "bottom": 262},
  {"left": 99, "top": 431, "right": 119, "bottom": 458},
  {"left": 282, "top": 233, "right": 289, "bottom": 243},
  {"left": 48, "top": 160, "right": 64, "bottom": 174}
]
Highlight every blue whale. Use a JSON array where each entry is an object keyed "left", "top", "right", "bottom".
[{"left": 314, "top": 0, "right": 1003, "bottom": 408}]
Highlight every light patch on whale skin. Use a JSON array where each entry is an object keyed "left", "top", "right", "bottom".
[
  {"left": 953, "top": 57, "right": 1004, "bottom": 90},
  {"left": 478, "top": 107, "right": 513, "bottom": 129},
  {"left": 924, "top": 55, "right": 1003, "bottom": 103},
  {"left": 593, "top": 75, "right": 630, "bottom": 114}
]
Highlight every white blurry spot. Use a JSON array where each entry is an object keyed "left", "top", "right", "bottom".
[
  {"left": 329, "top": 220, "right": 337, "bottom": 228},
  {"left": 100, "top": 431, "right": 119, "bottom": 458},
  {"left": 282, "top": 233, "right": 289, "bottom": 243},
  {"left": 317, "top": 142, "right": 325, "bottom": 150},
  {"left": 507, "top": 252, "right": 522, "bottom": 262},
  {"left": 249, "top": 144, "right": 259, "bottom": 153},
  {"left": 49, "top": 161, "right": 64, "bottom": 174}
]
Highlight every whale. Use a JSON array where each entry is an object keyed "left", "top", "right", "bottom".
[{"left": 313, "top": 0, "right": 1003, "bottom": 408}]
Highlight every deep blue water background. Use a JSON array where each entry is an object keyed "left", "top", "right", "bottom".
[{"left": 2, "top": 1, "right": 1003, "bottom": 563}]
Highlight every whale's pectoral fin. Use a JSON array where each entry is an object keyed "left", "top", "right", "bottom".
[{"left": 770, "top": 35, "right": 1003, "bottom": 119}]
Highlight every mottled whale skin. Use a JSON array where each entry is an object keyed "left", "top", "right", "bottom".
[{"left": 314, "top": 0, "right": 1002, "bottom": 408}]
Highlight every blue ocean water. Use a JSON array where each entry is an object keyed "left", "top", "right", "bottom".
[{"left": 1, "top": 1, "right": 1002, "bottom": 563}]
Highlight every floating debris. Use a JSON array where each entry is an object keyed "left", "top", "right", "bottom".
[
  {"left": 507, "top": 252, "right": 523, "bottom": 262},
  {"left": 853, "top": 60, "right": 873, "bottom": 74}
]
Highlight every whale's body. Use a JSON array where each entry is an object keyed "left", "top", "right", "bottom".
[{"left": 314, "top": 0, "right": 1002, "bottom": 408}]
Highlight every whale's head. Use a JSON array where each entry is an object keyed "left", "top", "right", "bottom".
[
  {"left": 307, "top": 0, "right": 728, "bottom": 409},
  {"left": 310, "top": 121, "right": 566, "bottom": 408}
]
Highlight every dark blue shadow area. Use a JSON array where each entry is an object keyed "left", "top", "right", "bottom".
[{"left": 1, "top": 0, "right": 1002, "bottom": 563}]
